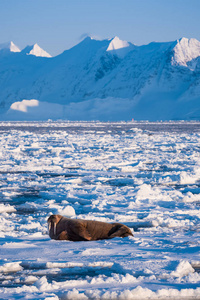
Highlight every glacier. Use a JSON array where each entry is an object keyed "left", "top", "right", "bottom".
[{"left": 0, "top": 36, "right": 200, "bottom": 121}]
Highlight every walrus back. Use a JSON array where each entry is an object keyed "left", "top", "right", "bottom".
[{"left": 84, "top": 219, "right": 115, "bottom": 240}]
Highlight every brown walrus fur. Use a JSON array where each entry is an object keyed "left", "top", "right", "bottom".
[{"left": 47, "top": 214, "right": 133, "bottom": 241}]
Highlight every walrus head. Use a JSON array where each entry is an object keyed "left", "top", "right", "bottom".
[{"left": 47, "top": 214, "right": 62, "bottom": 237}]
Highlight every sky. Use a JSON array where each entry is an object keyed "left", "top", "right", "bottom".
[{"left": 0, "top": 0, "right": 200, "bottom": 56}]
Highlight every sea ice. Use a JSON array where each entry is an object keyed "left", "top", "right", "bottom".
[{"left": 0, "top": 121, "right": 200, "bottom": 299}]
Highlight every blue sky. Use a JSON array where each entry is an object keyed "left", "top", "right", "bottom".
[{"left": 0, "top": 0, "right": 200, "bottom": 56}]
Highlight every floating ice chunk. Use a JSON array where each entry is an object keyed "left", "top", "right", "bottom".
[
  {"left": 0, "top": 204, "right": 16, "bottom": 213},
  {"left": 135, "top": 184, "right": 153, "bottom": 203},
  {"left": 66, "top": 288, "right": 88, "bottom": 299},
  {"left": 24, "top": 275, "right": 38, "bottom": 283},
  {"left": 0, "top": 262, "right": 23, "bottom": 273},
  {"left": 129, "top": 127, "right": 143, "bottom": 133},
  {"left": 46, "top": 262, "right": 84, "bottom": 269},
  {"left": 34, "top": 276, "right": 51, "bottom": 291},
  {"left": 183, "top": 192, "right": 200, "bottom": 203},
  {"left": 57, "top": 205, "right": 75, "bottom": 217},
  {"left": 89, "top": 273, "right": 139, "bottom": 286},
  {"left": 151, "top": 220, "right": 159, "bottom": 227},
  {"left": 180, "top": 171, "right": 198, "bottom": 184},
  {"left": 171, "top": 260, "right": 195, "bottom": 278},
  {"left": 88, "top": 262, "right": 113, "bottom": 268},
  {"left": 48, "top": 201, "right": 75, "bottom": 217},
  {"left": 186, "top": 272, "right": 200, "bottom": 283},
  {"left": 20, "top": 222, "right": 42, "bottom": 230},
  {"left": 119, "top": 286, "right": 155, "bottom": 299},
  {"left": 191, "top": 261, "right": 200, "bottom": 269}
]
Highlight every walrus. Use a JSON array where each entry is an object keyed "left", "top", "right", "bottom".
[{"left": 47, "top": 214, "right": 133, "bottom": 241}]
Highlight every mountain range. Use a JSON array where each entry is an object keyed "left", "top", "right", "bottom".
[{"left": 0, "top": 36, "right": 200, "bottom": 121}]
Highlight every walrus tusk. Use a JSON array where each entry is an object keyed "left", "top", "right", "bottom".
[
  {"left": 48, "top": 221, "right": 51, "bottom": 233},
  {"left": 54, "top": 222, "right": 56, "bottom": 236}
]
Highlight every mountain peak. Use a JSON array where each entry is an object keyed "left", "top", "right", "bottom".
[
  {"left": 172, "top": 37, "right": 200, "bottom": 66},
  {"left": 22, "top": 43, "right": 51, "bottom": 58},
  {"left": 106, "top": 36, "right": 134, "bottom": 57},
  {"left": 107, "top": 36, "right": 130, "bottom": 51},
  {"left": 0, "top": 41, "right": 21, "bottom": 53},
  {"left": 178, "top": 37, "right": 189, "bottom": 44}
]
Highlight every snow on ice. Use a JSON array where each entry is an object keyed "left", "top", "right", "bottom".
[{"left": 0, "top": 121, "right": 200, "bottom": 299}]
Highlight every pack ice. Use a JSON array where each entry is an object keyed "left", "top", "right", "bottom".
[{"left": 0, "top": 121, "right": 200, "bottom": 299}]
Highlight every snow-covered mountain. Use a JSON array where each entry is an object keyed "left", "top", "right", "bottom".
[
  {"left": 0, "top": 41, "right": 51, "bottom": 57},
  {"left": 106, "top": 36, "right": 135, "bottom": 57},
  {"left": 1, "top": 36, "right": 200, "bottom": 121},
  {"left": 21, "top": 43, "right": 51, "bottom": 57},
  {"left": 0, "top": 41, "right": 21, "bottom": 53}
]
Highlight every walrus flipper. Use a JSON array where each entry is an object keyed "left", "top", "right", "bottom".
[
  {"left": 68, "top": 222, "right": 92, "bottom": 241},
  {"left": 108, "top": 224, "right": 133, "bottom": 238},
  {"left": 57, "top": 231, "right": 68, "bottom": 240}
]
